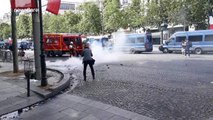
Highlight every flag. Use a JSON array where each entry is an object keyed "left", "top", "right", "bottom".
[
  {"left": 209, "top": 16, "right": 213, "bottom": 29},
  {"left": 10, "top": 0, "right": 37, "bottom": 9},
  {"left": 46, "top": 0, "right": 61, "bottom": 15}
]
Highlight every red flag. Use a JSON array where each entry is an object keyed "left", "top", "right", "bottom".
[
  {"left": 10, "top": 0, "right": 37, "bottom": 9},
  {"left": 46, "top": 0, "right": 61, "bottom": 15},
  {"left": 210, "top": 16, "right": 213, "bottom": 29}
]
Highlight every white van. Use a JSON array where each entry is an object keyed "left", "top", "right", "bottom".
[{"left": 159, "top": 30, "right": 213, "bottom": 54}]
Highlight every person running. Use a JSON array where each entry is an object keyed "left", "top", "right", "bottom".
[{"left": 82, "top": 43, "right": 95, "bottom": 81}]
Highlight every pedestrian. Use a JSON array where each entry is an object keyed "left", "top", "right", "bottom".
[
  {"left": 69, "top": 41, "right": 74, "bottom": 57},
  {"left": 82, "top": 43, "right": 95, "bottom": 81},
  {"left": 181, "top": 40, "right": 186, "bottom": 55},
  {"left": 185, "top": 39, "right": 192, "bottom": 57}
]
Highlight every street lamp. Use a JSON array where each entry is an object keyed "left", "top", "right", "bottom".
[
  {"left": 24, "top": 58, "right": 34, "bottom": 97},
  {"left": 160, "top": 21, "right": 168, "bottom": 45},
  {"left": 38, "top": 0, "right": 47, "bottom": 86}
]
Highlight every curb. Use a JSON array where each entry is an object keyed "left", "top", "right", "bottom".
[
  {"left": 31, "top": 68, "right": 71, "bottom": 99},
  {"left": 0, "top": 68, "right": 70, "bottom": 116}
]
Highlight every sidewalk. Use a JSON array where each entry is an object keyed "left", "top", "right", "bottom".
[
  {"left": 0, "top": 60, "right": 70, "bottom": 117},
  {"left": 19, "top": 94, "right": 155, "bottom": 120},
  {"left": 0, "top": 60, "right": 155, "bottom": 120}
]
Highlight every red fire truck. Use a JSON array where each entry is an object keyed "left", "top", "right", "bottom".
[{"left": 43, "top": 33, "right": 83, "bottom": 57}]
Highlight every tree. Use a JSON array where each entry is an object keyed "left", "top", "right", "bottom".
[
  {"left": 0, "top": 23, "right": 11, "bottom": 40},
  {"left": 43, "top": 13, "right": 52, "bottom": 33},
  {"left": 125, "top": 0, "right": 145, "bottom": 31},
  {"left": 145, "top": 0, "right": 209, "bottom": 30},
  {"left": 78, "top": 2, "right": 102, "bottom": 34},
  {"left": 103, "top": 0, "right": 122, "bottom": 33},
  {"left": 63, "top": 11, "right": 81, "bottom": 33},
  {"left": 144, "top": 0, "right": 171, "bottom": 28},
  {"left": 16, "top": 14, "right": 32, "bottom": 38},
  {"left": 184, "top": 0, "right": 209, "bottom": 30}
]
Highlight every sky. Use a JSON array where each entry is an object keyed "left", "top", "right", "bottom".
[
  {"left": 0, "top": 0, "right": 85, "bottom": 19},
  {"left": 0, "top": 0, "right": 10, "bottom": 18}
]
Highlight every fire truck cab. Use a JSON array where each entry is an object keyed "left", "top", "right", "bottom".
[{"left": 43, "top": 33, "right": 83, "bottom": 57}]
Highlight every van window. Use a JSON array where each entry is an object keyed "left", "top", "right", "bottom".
[
  {"left": 188, "top": 35, "right": 202, "bottom": 42},
  {"left": 127, "top": 38, "right": 135, "bottom": 43},
  {"left": 136, "top": 37, "right": 144, "bottom": 43},
  {"left": 176, "top": 36, "right": 186, "bottom": 42},
  {"left": 76, "top": 37, "right": 81, "bottom": 45},
  {"left": 205, "top": 35, "right": 213, "bottom": 41},
  {"left": 53, "top": 39, "right": 58, "bottom": 44},
  {"left": 46, "top": 39, "right": 52, "bottom": 44},
  {"left": 63, "top": 38, "right": 70, "bottom": 45}
]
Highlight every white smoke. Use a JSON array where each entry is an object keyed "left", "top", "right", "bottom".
[{"left": 46, "top": 31, "right": 128, "bottom": 69}]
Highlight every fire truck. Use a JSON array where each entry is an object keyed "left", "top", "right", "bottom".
[{"left": 43, "top": 33, "right": 83, "bottom": 57}]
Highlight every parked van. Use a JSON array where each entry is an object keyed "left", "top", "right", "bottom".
[
  {"left": 159, "top": 30, "right": 213, "bottom": 54},
  {"left": 113, "top": 33, "right": 153, "bottom": 53}
]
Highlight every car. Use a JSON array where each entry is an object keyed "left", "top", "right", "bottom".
[{"left": 0, "top": 41, "right": 5, "bottom": 49}]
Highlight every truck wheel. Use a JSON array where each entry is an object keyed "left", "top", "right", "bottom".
[
  {"left": 163, "top": 48, "right": 168, "bottom": 53},
  {"left": 51, "top": 51, "right": 56, "bottom": 57},
  {"left": 57, "top": 52, "right": 63, "bottom": 57},
  {"left": 195, "top": 48, "right": 202, "bottom": 54},
  {"left": 47, "top": 52, "right": 50, "bottom": 57},
  {"left": 130, "top": 48, "right": 135, "bottom": 54}
]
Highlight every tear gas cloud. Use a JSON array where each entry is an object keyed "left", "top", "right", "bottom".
[{"left": 46, "top": 32, "right": 128, "bottom": 69}]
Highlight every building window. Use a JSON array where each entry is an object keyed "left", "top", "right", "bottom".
[{"left": 60, "top": 3, "right": 75, "bottom": 10}]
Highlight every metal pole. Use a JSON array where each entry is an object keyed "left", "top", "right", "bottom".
[
  {"left": 161, "top": 29, "right": 163, "bottom": 45},
  {"left": 11, "top": 9, "right": 19, "bottom": 73},
  {"left": 38, "top": 0, "right": 47, "bottom": 86},
  {"left": 27, "top": 72, "right": 30, "bottom": 97},
  {"left": 32, "top": 11, "right": 42, "bottom": 80},
  {"left": 208, "top": 0, "right": 210, "bottom": 29}
]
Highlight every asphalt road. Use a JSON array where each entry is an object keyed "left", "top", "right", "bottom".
[{"left": 67, "top": 53, "right": 213, "bottom": 120}]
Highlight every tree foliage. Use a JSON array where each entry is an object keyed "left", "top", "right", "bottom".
[
  {"left": 16, "top": 14, "right": 31, "bottom": 38},
  {"left": 145, "top": 0, "right": 210, "bottom": 30},
  {"left": 103, "top": 0, "right": 122, "bottom": 33},
  {"left": 63, "top": 11, "right": 81, "bottom": 33},
  {"left": 125, "top": 0, "right": 145, "bottom": 30},
  {"left": 78, "top": 2, "right": 102, "bottom": 34},
  {"left": 184, "top": 0, "right": 209, "bottom": 29},
  {"left": 0, "top": 23, "right": 11, "bottom": 40},
  {"left": 1, "top": 0, "right": 211, "bottom": 39}
]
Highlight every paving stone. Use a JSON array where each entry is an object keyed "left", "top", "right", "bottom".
[
  {"left": 87, "top": 101, "right": 111, "bottom": 110},
  {"left": 80, "top": 114, "right": 100, "bottom": 120},
  {"left": 106, "top": 106, "right": 138, "bottom": 119},
  {"left": 61, "top": 108, "right": 90, "bottom": 120},
  {"left": 108, "top": 115, "right": 130, "bottom": 120},
  {"left": 71, "top": 103, "right": 90, "bottom": 112}
]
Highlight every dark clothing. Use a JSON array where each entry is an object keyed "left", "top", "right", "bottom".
[
  {"left": 185, "top": 41, "right": 191, "bottom": 56},
  {"left": 82, "top": 48, "right": 93, "bottom": 61},
  {"left": 83, "top": 60, "right": 95, "bottom": 81},
  {"left": 82, "top": 48, "right": 95, "bottom": 81}
]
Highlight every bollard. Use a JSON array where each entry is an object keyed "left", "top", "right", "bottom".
[{"left": 26, "top": 71, "right": 31, "bottom": 97}]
